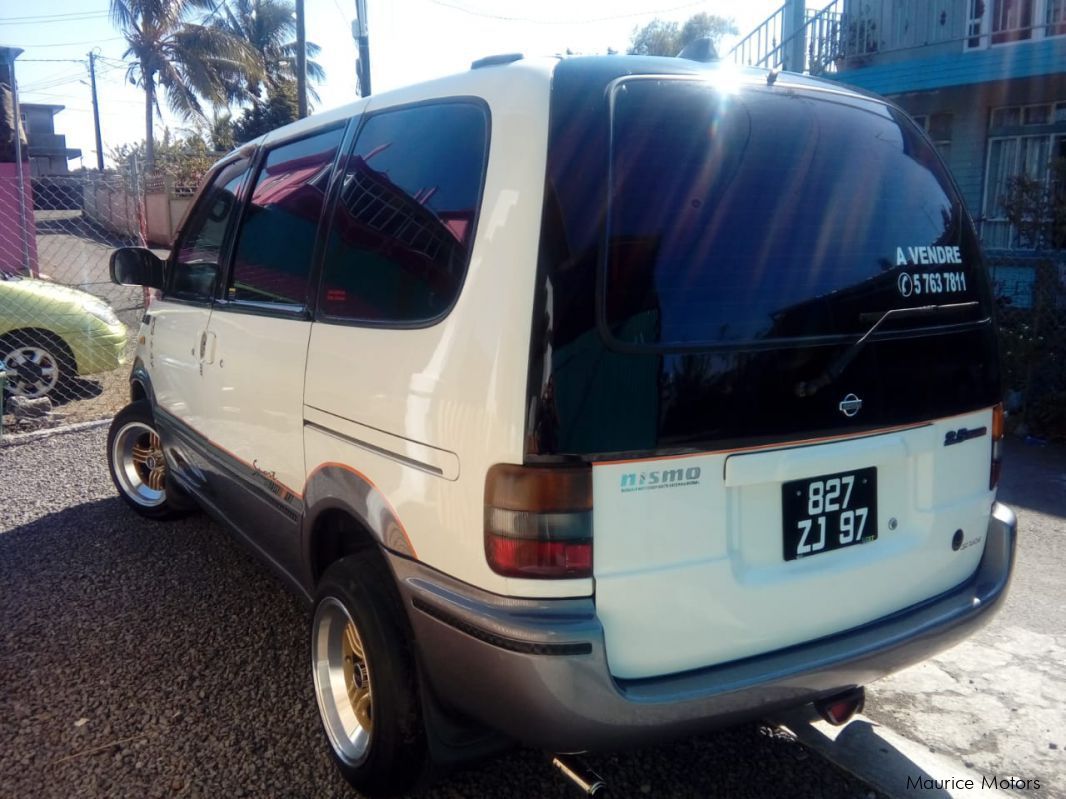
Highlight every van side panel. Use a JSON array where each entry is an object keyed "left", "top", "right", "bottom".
[{"left": 302, "top": 62, "right": 590, "bottom": 598}]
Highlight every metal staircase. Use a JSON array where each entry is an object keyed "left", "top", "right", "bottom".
[{"left": 726, "top": 0, "right": 845, "bottom": 77}]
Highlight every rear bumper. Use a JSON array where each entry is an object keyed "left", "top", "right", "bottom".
[{"left": 392, "top": 502, "right": 1016, "bottom": 752}]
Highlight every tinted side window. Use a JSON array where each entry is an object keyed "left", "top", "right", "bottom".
[
  {"left": 319, "top": 102, "right": 488, "bottom": 323},
  {"left": 228, "top": 127, "right": 344, "bottom": 307},
  {"left": 170, "top": 158, "right": 250, "bottom": 302}
]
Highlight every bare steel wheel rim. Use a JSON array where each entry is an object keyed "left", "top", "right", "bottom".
[
  {"left": 312, "top": 597, "right": 373, "bottom": 766},
  {"left": 112, "top": 421, "right": 166, "bottom": 507},
  {"left": 3, "top": 345, "right": 60, "bottom": 397}
]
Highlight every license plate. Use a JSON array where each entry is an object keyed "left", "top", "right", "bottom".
[{"left": 782, "top": 467, "right": 877, "bottom": 561}]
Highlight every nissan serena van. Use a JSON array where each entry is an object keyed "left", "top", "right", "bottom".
[{"left": 107, "top": 55, "right": 1016, "bottom": 795}]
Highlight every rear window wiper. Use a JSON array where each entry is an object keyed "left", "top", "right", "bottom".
[{"left": 796, "top": 301, "right": 979, "bottom": 397}]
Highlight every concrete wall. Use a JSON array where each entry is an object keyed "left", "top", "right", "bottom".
[
  {"left": 83, "top": 180, "right": 188, "bottom": 246},
  {"left": 169, "top": 197, "right": 191, "bottom": 240},
  {"left": 144, "top": 192, "right": 170, "bottom": 244}
]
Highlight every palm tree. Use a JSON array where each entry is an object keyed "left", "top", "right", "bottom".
[
  {"left": 110, "top": 0, "right": 262, "bottom": 171},
  {"left": 213, "top": 0, "right": 325, "bottom": 105}
]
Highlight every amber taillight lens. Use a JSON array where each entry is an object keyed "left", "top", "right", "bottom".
[
  {"left": 484, "top": 464, "right": 592, "bottom": 579},
  {"left": 990, "top": 403, "right": 1004, "bottom": 490}
]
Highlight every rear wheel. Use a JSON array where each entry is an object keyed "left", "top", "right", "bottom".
[
  {"left": 107, "top": 401, "right": 191, "bottom": 520},
  {"left": 312, "top": 554, "right": 427, "bottom": 796}
]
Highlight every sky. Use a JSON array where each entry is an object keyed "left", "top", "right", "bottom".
[{"left": 2, "top": 0, "right": 790, "bottom": 168}]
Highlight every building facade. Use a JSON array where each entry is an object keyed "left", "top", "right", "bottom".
[
  {"left": 20, "top": 103, "right": 81, "bottom": 176},
  {"left": 829, "top": 0, "right": 1066, "bottom": 258}
]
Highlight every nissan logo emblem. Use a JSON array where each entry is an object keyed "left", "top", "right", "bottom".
[{"left": 839, "top": 394, "right": 863, "bottom": 417}]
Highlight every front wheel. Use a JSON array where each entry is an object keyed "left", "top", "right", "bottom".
[
  {"left": 107, "top": 400, "right": 191, "bottom": 520},
  {"left": 0, "top": 330, "right": 75, "bottom": 399},
  {"left": 312, "top": 554, "right": 427, "bottom": 796}
]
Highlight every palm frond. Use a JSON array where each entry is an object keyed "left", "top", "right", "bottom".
[
  {"left": 156, "top": 57, "right": 205, "bottom": 120},
  {"left": 109, "top": 0, "right": 138, "bottom": 33},
  {"left": 304, "top": 61, "right": 325, "bottom": 83}
]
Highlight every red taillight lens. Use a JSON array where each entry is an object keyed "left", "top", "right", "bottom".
[
  {"left": 484, "top": 464, "right": 592, "bottom": 579},
  {"left": 990, "top": 403, "right": 1004, "bottom": 491},
  {"left": 485, "top": 537, "right": 593, "bottom": 578}
]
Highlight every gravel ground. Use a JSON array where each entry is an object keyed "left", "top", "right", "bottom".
[{"left": 0, "top": 427, "right": 880, "bottom": 799}]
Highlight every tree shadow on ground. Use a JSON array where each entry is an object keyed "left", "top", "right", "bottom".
[
  {"left": 33, "top": 212, "right": 140, "bottom": 249},
  {"left": 1000, "top": 438, "right": 1066, "bottom": 519}
]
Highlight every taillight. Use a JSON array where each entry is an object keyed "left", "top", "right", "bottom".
[
  {"left": 990, "top": 403, "right": 1004, "bottom": 490},
  {"left": 484, "top": 464, "right": 592, "bottom": 579}
]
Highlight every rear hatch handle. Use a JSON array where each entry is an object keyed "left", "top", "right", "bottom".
[{"left": 796, "top": 301, "right": 979, "bottom": 397}]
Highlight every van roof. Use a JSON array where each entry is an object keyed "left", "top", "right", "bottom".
[{"left": 247, "top": 55, "right": 888, "bottom": 151}]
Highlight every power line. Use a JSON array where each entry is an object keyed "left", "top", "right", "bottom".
[
  {"left": 19, "top": 99, "right": 93, "bottom": 112},
  {"left": 331, "top": 0, "right": 351, "bottom": 28},
  {"left": 422, "top": 0, "right": 705, "bottom": 24},
  {"left": 19, "top": 58, "right": 88, "bottom": 63},
  {"left": 28, "top": 36, "right": 126, "bottom": 49},
  {"left": 20, "top": 67, "right": 87, "bottom": 91},
  {"left": 21, "top": 76, "right": 86, "bottom": 93},
  {"left": 0, "top": 15, "right": 109, "bottom": 26},
  {"left": 0, "top": 10, "right": 108, "bottom": 22}
]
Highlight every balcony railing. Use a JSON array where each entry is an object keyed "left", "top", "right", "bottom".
[
  {"left": 727, "top": 4, "right": 789, "bottom": 70},
  {"left": 26, "top": 132, "right": 65, "bottom": 152},
  {"left": 728, "top": 0, "right": 1066, "bottom": 76}
]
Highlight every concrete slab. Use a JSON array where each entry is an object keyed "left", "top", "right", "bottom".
[{"left": 778, "top": 711, "right": 1014, "bottom": 798}]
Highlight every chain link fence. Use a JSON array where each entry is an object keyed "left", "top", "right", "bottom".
[
  {"left": 990, "top": 253, "right": 1066, "bottom": 442},
  {"left": 0, "top": 168, "right": 196, "bottom": 438}
]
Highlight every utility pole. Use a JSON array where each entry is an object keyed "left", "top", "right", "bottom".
[
  {"left": 295, "top": 0, "right": 307, "bottom": 118},
  {"left": 354, "top": 0, "right": 371, "bottom": 97},
  {"left": 88, "top": 52, "right": 104, "bottom": 171}
]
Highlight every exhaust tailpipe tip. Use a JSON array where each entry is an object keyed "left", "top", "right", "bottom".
[
  {"left": 551, "top": 754, "right": 607, "bottom": 796},
  {"left": 814, "top": 686, "right": 866, "bottom": 726}
]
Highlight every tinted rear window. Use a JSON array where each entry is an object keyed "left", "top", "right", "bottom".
[{"left": 604, "top": 78, "right": 986, "bottom": 349}]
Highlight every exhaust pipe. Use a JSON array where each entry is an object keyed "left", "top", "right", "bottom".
[
  {"left": 551, "top": 754, "right": 606, "bottom": 795},
  {"left": 813, "top": 686, "right": 866, "bottom": 726}
]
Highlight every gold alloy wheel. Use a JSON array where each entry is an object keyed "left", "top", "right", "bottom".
[
  {"left": 312, "top": 597, "right": 374, "bottom": 766},
  {"left": 111, "top": 421, "right": 167, "bottom": 507},
  {"left": 343, "top": 621, "right": 374, "bottom": 733},
  {"left": 132, "top": 431, "right": 166, "bottom": 492}
]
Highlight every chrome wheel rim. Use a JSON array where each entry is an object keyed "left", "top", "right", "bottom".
[
  {"left": 3, "top": 345, "right": 60, "bottom": 397},
  {"left": 111, "top": 421, "right": 166, "bottom": 507},
  {"left": 312, "top": 597, "right": 373, "bottom": 766}
]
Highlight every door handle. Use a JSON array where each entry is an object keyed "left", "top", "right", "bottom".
[{"left": 199, "top": 331, "right": 217, "bottom": 364}]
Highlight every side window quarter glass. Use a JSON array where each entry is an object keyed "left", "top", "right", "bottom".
[
  {"left": 319, "top": 102, "right": 489, "bottom": 323},
  {"left": 227, "top": 127, "right": 345, "bottom": 307},
  {"left": 169, "top": 158, "right": 250, "bottom": 302}
]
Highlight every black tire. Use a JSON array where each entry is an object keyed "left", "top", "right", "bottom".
[
  {"left": 312, "top": 554, "right": 428, "bottom": 797},
  {"left": 0, "top": 329, "right": 76, "bottom": 400},
  {"left": 106, "top": 400, "right": 192, "bottom": 520}
]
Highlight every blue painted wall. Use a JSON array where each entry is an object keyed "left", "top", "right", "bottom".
[{"left": 836, "top": 37, "right": 1066, "bottom": 96}]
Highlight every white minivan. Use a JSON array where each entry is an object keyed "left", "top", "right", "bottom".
[{"left": 108, "top": 54, "right": 1016, "bottom": 795}]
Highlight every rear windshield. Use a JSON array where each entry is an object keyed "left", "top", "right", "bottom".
[{"left": 604, "top": 78, "right": 987, "bottom": 349}]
